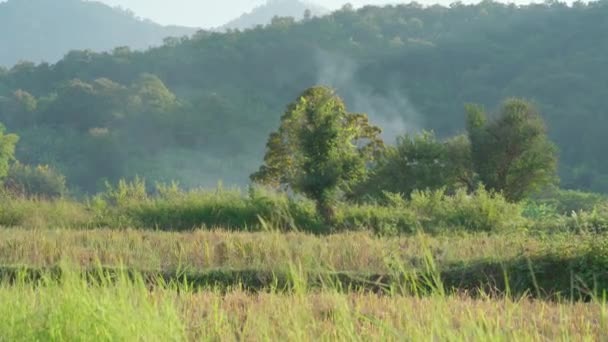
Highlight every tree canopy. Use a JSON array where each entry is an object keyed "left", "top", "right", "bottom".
[
  {"left": 466, "top": 99, "right": 558, "bottom": 201},
  {"left": 0, "top": 123, "right": 18, "bottom": 181},
  {"left": 252, "top": 86, "right": 383, "bottom": 222}
]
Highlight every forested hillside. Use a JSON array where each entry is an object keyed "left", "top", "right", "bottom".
[
  {"left": 1, "top": 1, "right": 607, "bottom": 193},
  {"left": 0, "top": 0, "right": 196, "bottom": 66},
  {"left": 221, "top": 0, "right": 329, "bottom": 30}
]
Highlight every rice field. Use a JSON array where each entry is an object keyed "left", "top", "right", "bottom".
[
  {"left": 0, "top": 266, "right": 605, "bottom": 341},
  {"left": 0, "top": 227, "right": 606, "bottom": 341}
]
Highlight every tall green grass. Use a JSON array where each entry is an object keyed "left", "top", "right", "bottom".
[
  {"left": 0, "top": 264, "right": 605, "bottom": 341},
  {"left": 0, "top": 266, "right": 186, "bottom": 341}
]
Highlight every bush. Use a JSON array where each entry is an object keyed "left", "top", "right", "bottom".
[
  {"left": 89, "top": 180, "right": 527, "bottom": 234},
  {"left": 338, "top": 204, "right": 420, "bottom": 235},
  {"left": 531, "top": 188, "right": 607, "bottom": 214},
  {"left": 409, "top": 187, "right": 526, "bottom": 233},
  {"left": 3, "top": 162, "right": 67, "bottom": 198},
  {"left": 0, "top": 178, "right": 531, "bottom": 234},
  {"left": 0, "top": 191, "right": 93, "bottom": 228},
  {"left": 91, "top": 181, "right": 325, "bottom": 233},
  {"left": 565, "top": 206, "right": 608, "bottom": 234},
  {"left": 337, "top": 188, "right": 526, "bottom": 235}
]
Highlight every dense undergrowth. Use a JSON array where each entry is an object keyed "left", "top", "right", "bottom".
[{"left": 1, "top": 179, "right": 607, "bottom": 235}]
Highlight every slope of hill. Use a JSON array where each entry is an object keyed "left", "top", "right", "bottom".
[
  {"left": 221, "top": 0, "right": 328, "bottom": 30},
  {"left": 1, "top": 1, "right": 608, "bottom": 192},
  {"left": 0, "top": 0, "right": 197, "bottom": 67}
]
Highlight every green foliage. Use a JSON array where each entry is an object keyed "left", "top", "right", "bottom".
[
  {"left": 252, "top": 86, "right": 383, "bottom": 223},
  {"left": 337, "top": 202, "right": 420, "bottom": 236},
  {"left": 466, "top": 99, "right": 558, "bottom": 201},
  {"left": 531, "top": 188, "right": 608, "bottom": 214},
  {"left": 0, "top": 191, "right": 92, "bottom": 229},
  {"left": 0, "top": 123, "right": 18, "bottom": 181},
  {"left": 355, "top": 131, "right": 473, "bottom": 199},
  {"left": 3, "top": 162, "right": 67, "bottom": 198},
  {"left": 344, "top": 187, "right": 526, "bottom": 236},
  {"left": 0, "top": 268, "right": 187, "bottom": 341},
  {"left": 409, "top": 187, "right": 525, "bottom": 233},
  {"left": 100, "top": 176, "right": 148, "bottom": 207},
  {"left": 0, "top": 177, "right": 529, "bottom": 235},
  {"left": 566, "top": 207, "right": 608, "bottom": 234},
  {"left": 0, "top": 2, "right": 607, "bottom": 193}
]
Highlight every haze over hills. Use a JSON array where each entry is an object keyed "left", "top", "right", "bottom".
[
  {"left": 0, "top": 0, "right": 197, "bottom": 67},
  {"left": 1, "top": 1, "right": 608, "bottom": 194},
  {"left": 221, "top": 0, "right": 330, "bottom": 30}
]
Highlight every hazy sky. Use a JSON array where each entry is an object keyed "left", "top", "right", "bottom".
[{"left": 94, "top": 1, "right": 430, "bottom": 28}]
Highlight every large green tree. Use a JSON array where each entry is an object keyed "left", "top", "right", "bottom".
[
  {"left": 251, "top": 86, "right": 383, "bottom": 223},
  {"left": 0, "top": 123, "right": 18, "bottom": 181},
  {"left": 466, "top": 99, "right": 558, "bottom": 201}
]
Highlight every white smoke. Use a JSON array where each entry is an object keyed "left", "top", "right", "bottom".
[{"left": 315, "top": 49, "right": 422, "bottom": 143}]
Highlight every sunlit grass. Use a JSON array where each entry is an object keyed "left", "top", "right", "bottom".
[
  {"left": 0, "top": 228, "right": 587, "bottom": 272},
  {"left": 0, "top": 227, "right": 606, "bottom": 340},
  {"left": 0, "top": 266, "right": 605, "bottom": 341}
]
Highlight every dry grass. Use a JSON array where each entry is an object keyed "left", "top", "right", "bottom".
[
  {"left": 0, "top": 228, "right": 581, "bottom": 272},
  {"left": 0, "top": 228, "right": 605, "bottom": 340},
  {"left": 177, "top": 291, "right": 607, "bottom": 341}
]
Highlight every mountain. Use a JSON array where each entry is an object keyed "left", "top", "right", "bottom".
[
  {"left": 1, "top": 2, "right": 608, "bottom": 192},
  {"left": 221, "top": 0, "right": 329, "bottom": 30},
  {"left": 0, "top": 0, "right": 197, "bottom": 67}
]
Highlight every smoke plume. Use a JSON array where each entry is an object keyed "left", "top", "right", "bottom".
[{"left": 315, "top": 49, "right": 422, "bottom": 143}]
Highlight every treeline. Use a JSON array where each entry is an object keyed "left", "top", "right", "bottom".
[
  {"left": 251, "top": 86, "right": 557, "bottom": 223},
  {"left": 0, "top": 1, "right": 607, "bottom": 193}
]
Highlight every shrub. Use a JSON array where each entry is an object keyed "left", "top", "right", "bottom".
[
  {"left": 3, "top": 162, "right": 67, "bottom": 198},
  {"left": 0, "top": 191, "right": 93, "bottom": 228},
  {"left": 337, "top": 204, "right": 420, "bottom": 235},
  {"left": 338, "top": 188, "right": 526, "bottom": 235},
  {"left": 100, "top": 176, "right": 148, "bottom": 206},
  {"left": 565, "top": 206, "right": 608, "bottom": 234},
  {"left": 409, "top": 187, "right": 526, "bottom": 233},
  {"left": 522, "top": 201, "right": 559, "bottom": 221},
  {"left": 531, "top": 188, "right": 607, "bottom": 214},
  {"left": 93, "top": 181, "right": 324, "bottom": 233}
]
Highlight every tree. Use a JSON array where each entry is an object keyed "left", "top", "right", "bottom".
[
  {"left": 0, "top": 123, "right": 18, "bottom": 181},
  {"left": 251, "top": 86, "right": 383, "bottom": 224},
  {"left": 353, "top": 131, "right": 473, "bottom": 199},
  {"left": 0, "top": 90, "right": 37, "bottom": 128},
  {"left": 466, "top": 98, "right": 558, "bottom": 201}
]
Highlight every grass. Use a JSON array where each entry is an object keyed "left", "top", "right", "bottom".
[
  {"left": 2, "top": 184, "right": 608, "bottom": 339},
  {"left": 0, "top": 228, "right": 580, "bottom": 272},
  {"left": 0, "top": 228, "right": 607, "bottom": 299},
  {"left": 0, "top": 266, "right": 606, "bottom": 341}
]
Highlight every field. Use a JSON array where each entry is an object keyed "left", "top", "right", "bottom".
[
  {"left": 1, "top": 186, "right": 608, "bottom": 340},
  {"left": 1, "top": 271, "right": 605, "bottom": 341},
  {"left": 0, "top": 226, "right": 607, "bottom": 341}
]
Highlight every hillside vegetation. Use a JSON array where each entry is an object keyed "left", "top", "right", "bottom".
[
  {"left": 1, "top": 1, "right": 607, "bottom": 193},
  {"left": 221, "top": 0, "right": 329, "bottom": 30}
]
